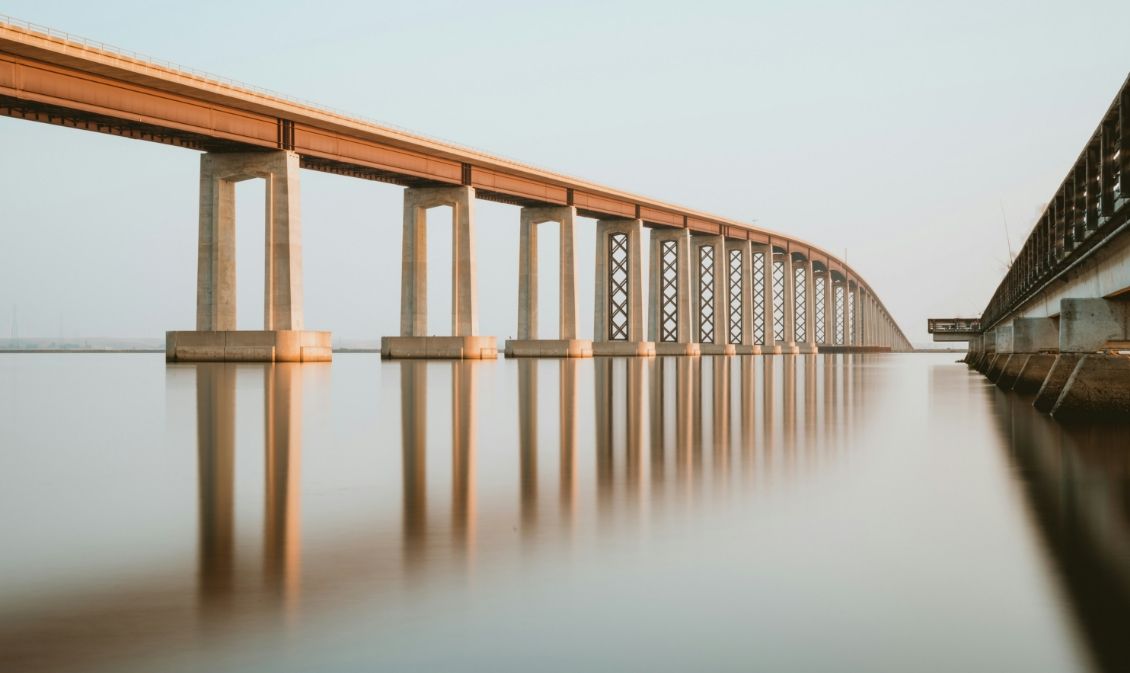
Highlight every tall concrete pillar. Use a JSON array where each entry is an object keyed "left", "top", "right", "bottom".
[
  {"left": 797, "top": 257, "right": 817, "bottom": 354},
  {"left": 852, "top": 285, "right": 863, "bottom": 347},
  {"left": 691, "top": 234, "right": 732, "bottom": 355},
  {"left": 167, "top": 150, "right": 330, "bottom": 363},
  {"left": 399, "top": 186, "right": 478, "bottom": 337},
  {"left": 779, "top": 250, "right": 798, "bottom": 353},
  {"left": 594, "top": 219, "right": 652, "bottom": 356},
  {"left": 751, "top": 244, "right": 776, "bottom": 352},
  {"left": 194, "top": 150, "right": 304, "bottom": 331},
  {"left": 382, "top": 185, "right": 496, "bottom": 359},
  {"left": 725, "top": 239, "right": 758, "bottom": 354},
  {"left": 505, "top": 206, "right": 590, "bottom": 357},
  {"left": 1058, "top": 298, "right": 1130, "bottom": 352},
  {"left": 648, "top": 228, "right": 697, "bottom": 355},
  {"left": 821, "top": 270, "right": 835, "bottom": 348}
]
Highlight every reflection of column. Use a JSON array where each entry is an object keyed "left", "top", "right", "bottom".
[
  {"left": 559, "top": 360, "right": 578, "bottom": 524},
  {"left": 518, "top": 360, "right": 538, "bottom": 533},
  {"left": 783, "top": 355, "right": 797, "bottom": 464},
  {"left": 690, "top": 357, "right": 704, "bottom": 484},
  {"left": 196, "top": 364, "right": 236, "bottom": 612},
  {"left": 712, "top": 356, "right": 731, "bottom": 484},
  {"left": 823, "top": 354, "right": 837, "bottom": 449},
  {"left": 399, "top": 361, "right": 427, "bottom": 567},
  {"left": 676, "top": 358, "right": 696, "bottom": 488},
  {"left": 740, "top": 356, "right": 755, "bottom": 475},
  {"left": 803, "top": 353, "right": 817, "bottom": 440},
  {"left": 649, "top": 357, "right": 667, "bottom": 487},
  {"left": 594, "top": 358, "right": 614, "bottom": 509},
  {"left": 626, "top": 359, "right": 644, "bottom": 501},
  {"left": 452, "top": 362, "right": 477, "bottom": 555},
  {"left": 263, "top": 363, "right": 302, "bottom": 604},
  {"left": 762, "top": 355, "right": 775, "bottom": 457}
]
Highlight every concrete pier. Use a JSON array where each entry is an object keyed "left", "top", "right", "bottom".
[
  {"left": 593, "top": 219, "right": 653, "bottom": 356},
  {"left": 648, "top": 228, "right": 699, "bottom": 356},
  {"left": 505, "top": 206, "right": 591, "bottom": 358},
  {"left": 167, "top": 150, "right": 330, "bottom": 363},
  {"left": 1033, "top": 354, "right": 1084, "bottom": 413},
  {"left": 727, "top": 240, "right": 759, "bottom": 354},
  {"left": 691, "top": 234, "right": 733, "bottom": 355},
  {"left": 1051, "top": 355, "right": 1130, "bottom": 420},
  {"left": 1011, "top": 354, "right": 1056, "bottom": 394},
  {"left": 383, "top": 186, "right": 497, "bottom": 360}
]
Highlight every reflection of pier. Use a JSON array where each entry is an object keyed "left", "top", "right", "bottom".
[
  {"left": 991, "top": 393, "right": 1130, "bottom": 673},
  {"left": 0, "top": 355, "right": 864, "bottom": 673}
]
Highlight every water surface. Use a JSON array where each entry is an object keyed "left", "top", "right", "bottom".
[{"left": 1, "top": 353, "right": 1127, "bottom": 672}]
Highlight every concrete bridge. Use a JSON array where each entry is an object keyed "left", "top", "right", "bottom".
[
  {"left": 931, "top": 74, "right": 1130, "bottom": 419},
  {"left": 0, "top": 16, "right": 911, "bottom": 360}
]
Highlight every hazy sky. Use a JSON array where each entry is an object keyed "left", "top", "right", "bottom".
[{"left": 1, "top": 0, "right": 1128, "bottom": 345}]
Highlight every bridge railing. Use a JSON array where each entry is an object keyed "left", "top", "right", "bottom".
[{"left": 980, "top": 74, "right": 1130, "bottom": 329}]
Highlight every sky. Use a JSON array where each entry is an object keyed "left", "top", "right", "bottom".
[{"left": 1, "top": 0, "right": 1128, "bottom": 346}]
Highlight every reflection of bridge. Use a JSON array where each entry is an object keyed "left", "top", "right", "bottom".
[
  {"left": 938, "top": 75, "right": 1130, "bottom": 419},
  {"left": 988, "top": 390, "right": 1130, "bottom": 673},
  {"left": 0, "top": 17, "right": 910, "bottom": 361},
  {"left": 0, "top": 355, "right": 866, "bottom": 672}
]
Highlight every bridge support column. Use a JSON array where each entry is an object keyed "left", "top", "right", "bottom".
[
  {"left": 593, "top": 219, "right": 653, "bottom": 356},
  {"left": 167, "top": 150, "right": 330, "bottom": 362},
  {"left": 779, "top": 251, "right": 798, "bottom": 354},
  {"left": 819, "top": 270, "right": 835, "bottom": 351},
  {"left": 382, "top": 185, "right": 497, "bottom": 359},
  {"left": 692, "top": 234, "right": 733, "bottom": 355},
  {"left": 751, "top": 244, "right": 776, "bottom": 353},
  {"left": 986, "top": 325, "right": 1014, "bottom": 382},
  {"left": 851, "top": 285, "right": 863, "bottom": 348},
  {"left": 1043, "top": 298, "right": 1130, "bottom": 418},
  {"left": 505, "top": 206, "right": 591, "bottom": 358},
  {"left": 725, "top": 240, "right": 758, "bottom": 354},
  {"left": 797, "top": 257, "right": 817, "bottom": 354},
  {"left": 648, "top": 229, "right": 698, "bottom": 355}
]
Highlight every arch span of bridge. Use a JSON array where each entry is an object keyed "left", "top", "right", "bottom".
[{"left": 0, "top": 17, "right": 911, "bottom": 360}]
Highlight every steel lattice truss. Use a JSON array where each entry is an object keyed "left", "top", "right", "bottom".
[
  {"left": 728, "top": 249, "right": 743, "bottom": 344},
  {"left": 772, "top": 259, "right": 785, "bottom": 342},
  {"left": 752, "top": 252, "right": 766, "bottom": 345},
  {"left": 847, "top": 290, "right": 856, "bottom": 344},
  {"left": 793, "top": 264, "right": 807, "bottom": 343},
  {"left": 699, "top": 245, "right": 715, "bottom": 344},
  {"left": 834, "top": 285, "right": 845, "bottom": 345},
  {"left": 660, "top": 240, "right": 679, "bottom": 342},
  {"left": 608, "top": 233, "right": 630, "bottom": 340},
  {"left": 814, "top": 273, "right": 826, "bottom": 344}
]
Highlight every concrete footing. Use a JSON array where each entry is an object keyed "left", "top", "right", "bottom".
[
  {"left": 592, "top": 341, "right": 656, "bottom": 357},
  {"left": 1051, "top": 354, "right": 1130, "bottom": 420},
  {"left": 381, "top": 336, "right": 498, "bottom": 360},
  {"left": 733, "top": 344, "right": 762, "bottom": 355},
  {"left": 1012, "top": 354, "right": 1056, "bottom": 394},
  {"left": 654, "top": 342, "right": 702, "bottom": 356},
  {"left": 996, "top": 354, "right": 1026, "bottom": 390},
  {"left": 818, "top": 345, "right": 892, "bottom": 353},
  {"left": 986, "top": 354, "right": 1008, "bottom": 383},
  {"left": 1033, "top": 354, "right": 1083, "bottom": 413},
  {"left": 166, "top": 330, "right": 331, "bottom": 362},
  {"left": 699, "top": 343, "right": 736, "bottom": 356},
  {"left": 504, "top": 339, "right": 592, "bottom": 358}
]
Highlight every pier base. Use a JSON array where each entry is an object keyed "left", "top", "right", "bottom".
[
  {"left": 1050, "top": 354, "right": 1130, "bottom": 420},
  {"left": 1033, "top": 354, "right": 1083, "bottom": 413},
  {"left": 654, "top": 342, "right": 702, "bottom": 356},
  {"left": 381, "top": 336, "right": 498, "bottom": 360},
  {"left": 1012, "top": 354, "right": 1056, "bottom": 394},
  {"left": 504, "top": 339, "right": 592, "bottom": 358},
  {"left": 592, "top": 341, "right": 656, "bottom": 357},
  {"left": 699, "top": 343, "right": 736, "bottom": 356},
  {"left": 166, "top": 330, "right": 331, "bottom": 362},
  {"left": 996, "top": 354, "right": 1027, "bottom": 390}
]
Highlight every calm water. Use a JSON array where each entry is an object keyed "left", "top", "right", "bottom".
[{"left": 1, "top": 353, "right": 1128, "bottom": 672}]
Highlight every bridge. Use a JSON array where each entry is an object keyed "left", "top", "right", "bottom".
[
  {"left": 930, "top": 74, "right": 1130, "bottom": 420},
  {"left": 0, "top": 16, "right": 911, "bottom": 361}
]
